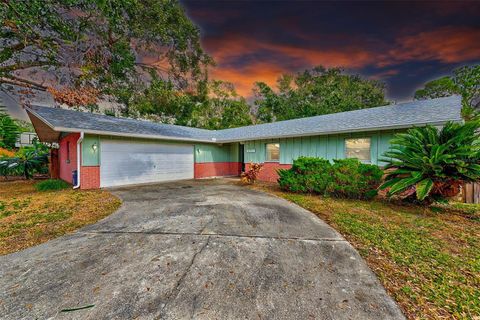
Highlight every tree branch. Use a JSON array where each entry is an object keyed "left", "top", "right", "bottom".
[{"left": 0, "top": 76, "right": 47, "bottom": 91}]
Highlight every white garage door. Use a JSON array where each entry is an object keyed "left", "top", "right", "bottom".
[{"left": 100, "top": 139, "right": 194, "bottom": 188}]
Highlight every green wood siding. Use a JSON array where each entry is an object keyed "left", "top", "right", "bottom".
[
  {"left": 241, "top": 130, "right": 402, "bottom": 166},
  {"left": 79, "top": 131, "right": 398, "bottom": 167},
  {"left": 81, "top": 135, "right": 239, "bottom": 165},
  {"left": 82, "top": 135, "right": 100, "bottom": 166},
  {"left": 195, "top": 143, "right": 240, "bottom": 163}
]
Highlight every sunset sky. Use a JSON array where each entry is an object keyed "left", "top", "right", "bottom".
[{"left": 182, "top": 0, "right": 480, "bottom": 100}]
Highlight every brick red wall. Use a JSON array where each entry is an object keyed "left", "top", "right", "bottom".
[
  {"left": 245, "top": 162, "right": 292, "bottom": 183},
  {"left": 58, "top": 133, "right": 79, "bottom": 184},
  {"left": 58, "top": 133, "right": 100, "bottom": 189},
  {"left": 80, "top": 166, "right": 100, "bottom": 189},
  {"left": 194, "top": 162, "right": 242, "bottom": 179}
]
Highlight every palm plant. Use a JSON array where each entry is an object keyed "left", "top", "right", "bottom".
[
  {"left": 0, "top": 140, "right": 49, "bottom": 179},
  {"left": 380, "top": 121, "right": 480, "bottom": 202}
]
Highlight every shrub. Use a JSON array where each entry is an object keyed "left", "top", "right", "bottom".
[
  {"left": 278, "top": 157, "right": 382, "bottom": 199},
  {"left": 0, "top": 140, "right": 49, "bottom": 179},
  {"left": 278, "top": 157, "right": 332, "bottom": 194},
  {"left": 0, "top": 148, "right": 15, "bottom": 158},
  {"left": 241, "top": 163, "right": 263, "bottom": 184},
  {"left": 35, "top": 179, "right": 70, "bottom": 191},
  {"left": 380, "top": 121, "right": 480, "bottom": 202},
  {"left": 328, "top": 158, "right": 383, "bottom": 200}
]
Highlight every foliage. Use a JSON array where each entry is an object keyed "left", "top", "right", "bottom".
[
  {"left": 454, "top": 65, "right": 480, "bottom": 119},
  {"left": 254, "top": 66, "right": 388, "bottom": 123},
  {"left": 0, "top": 147, "right": 15, "bottom": 158},
  {"left": 47, "top": 87, "right": 100, "bottom": 109},
  {"left": 190, "top": 80, "right": 253, "bottom": 129},
  {"left": 278, "top": 157, "right": 382, "bottom": 199},
  {"left": 327, "top": 158, "right": 383, "bottom": 200},
  {"left": 128, "top": 78, "right": 253, "bottom": 130},
  {"left": 0, "top": 139, "right": 49, "bottom": 179},
  {"left": 380, "top": 121, "right": 480, "bottom": 202},
  {"left": 278, "top": 157, "right": 332, "bottom": 193},
  {"left": 0, "top": 106, "right": 20, "bottom": 149},
  {"left": 0, "top": 0, "right": 211, "bottom": 106},
  {"left": 240, "top": 163, "right": 263, "bottom": 184},
  {"left": 35, "top": 179, "right": 70, "bottom": 191},
  {"left": 13, "top": 119, "right": 34, "bottom": 133},
  {"left": 414, "top": 76, "right": 457, "bottom": 99},
  {"left": 414, "top": 64, "right": 480, "bottom": 120}
]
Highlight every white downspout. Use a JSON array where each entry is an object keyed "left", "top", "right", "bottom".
[{"left": 73, "top": 132, "right": 84, "bottom": 189}]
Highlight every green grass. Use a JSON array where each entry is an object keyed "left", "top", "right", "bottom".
[
  {"left": 250, "top": 183, "right": 480, "bottom": 320},
  {"left": 35, "top": 179, "right": 71, "bottom": 191}
]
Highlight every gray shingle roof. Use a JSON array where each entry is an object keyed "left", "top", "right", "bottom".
[
  {"left": 217, "top": 95, "right": 463, "bottom": 141},
  {"left": 27, "top": 95, "right": 462, "bottom": 143},
  {"left": 28, "top": 105, "right": 214, "bottom": 142}
]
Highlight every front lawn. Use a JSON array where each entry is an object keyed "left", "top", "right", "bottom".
[
  {"left": 248, "top": 183, "right": 480, "bottom": 320},
  {"left": 0, "top": 180, "right": 121, "bottom": 255}
]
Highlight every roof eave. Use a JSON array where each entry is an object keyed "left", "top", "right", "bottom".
[
  {"left": 25, "top": 107, "right": 218, "bottom": 144},
  {"left": 214, "top": 119, "right": 462, "bottom": 143},
  {"left": 54, "top": 126, "right": 217, "bottom": 143}
]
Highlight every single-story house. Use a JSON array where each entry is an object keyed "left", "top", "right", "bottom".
[{"left": 26, "top": 95, "right": 462, "bottom": 189}]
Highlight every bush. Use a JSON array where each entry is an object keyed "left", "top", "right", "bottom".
[
  {"left": 278, "top": 157, "right": 383, "bottom": 199},
  {"left": 278, "top": 157, "right": 332, "bottom": 194},
  {"left": 0, "top": 140, "right": 49, "bottom": 179},
  {"left": 0, "top": 147, "right": 15, "bottom": 158},
  {"left": 328, "top": 158, "right": 383, "bottom": 200},
  {"left": 241, "top": 163, "right": 263, "bottom": 184},
  {"left": 35, "top": 179, "right": 70, "bottom": 191}
]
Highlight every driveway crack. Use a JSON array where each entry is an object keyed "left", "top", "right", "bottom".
[
  {"left": 82, "top": 230, "right": 345, "bottom": 242},
  {"left": 158, "top": 236, "right": 211, "bottom": 319}
]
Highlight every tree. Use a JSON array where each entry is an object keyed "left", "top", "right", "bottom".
[
  {"left": 380, "top": 121, "right": 480, "bottom": 203},
  {"left": 414, "top": 77, "right": 457, "bottom": 100},
  {"left": 0, "top": 0, "right": 211, "bottom": 106},
  {"left": 414, "top": 65, "right": 480, "bottom": 119},
  {"left": 127, "top": 76, "right": 198, "bottom": 125},
  {"left": 190, "top": 80, "right": 253, "bottom": 130},
  {"left": 0, "top": 105, "right": 19, "bottom": 149},
  {"left": 254, "top": 66, "right": 388, "bottom": 123},
  {"left": 454, "top": 65, "right": 480, "bottom": 119},
  {"left": 121, "top": 77, "right": 253, "bottom": 130}
]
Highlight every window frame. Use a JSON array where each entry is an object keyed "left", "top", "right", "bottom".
[
  {"left": 344, "top": 137, "right": 372, "bottom": 163},
  {"left": 265, "top": 142, "right": 280, "bottom": 162}
]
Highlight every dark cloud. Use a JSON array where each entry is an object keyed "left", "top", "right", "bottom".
[{"left": 182, "top": 0, "right": 480, "bottom": 100}]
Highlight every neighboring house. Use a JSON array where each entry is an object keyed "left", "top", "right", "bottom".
[
  {"left": 26, "top": 96, "right": 462, "bottom": 189},
  {"left": 15, "top": 132, "right": 38, "bottom": 148}
]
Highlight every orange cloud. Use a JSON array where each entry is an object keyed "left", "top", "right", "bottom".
[
  {"left": 210, "top": 62, "right": 287, "bottom": 97},
  {"left": 203, "top": 26, "right": 479, "bottom": 97},
  {"left": 203, "top": 34, "right": 377, "bottom": 69},
  {"left": 381, "top": 26, "right": 480, "bottom": 66},
  {"left": 203, "top": 34, "right": 380, "bottom": 96}
]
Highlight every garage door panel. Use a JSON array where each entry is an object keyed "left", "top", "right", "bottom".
[{"left": 100, "top": 140, "right": 194, "bottom": 187}]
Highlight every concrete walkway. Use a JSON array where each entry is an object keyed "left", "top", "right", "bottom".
[{"left": 0, "top": 180, "right": 404, "bottom": 319}]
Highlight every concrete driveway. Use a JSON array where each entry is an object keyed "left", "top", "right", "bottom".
[{"left": 0, "top": 180, "right": 404, "bottom": 319}]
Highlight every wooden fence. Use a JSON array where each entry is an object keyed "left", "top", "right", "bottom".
[{"left": 463, "top": 183, "right": 480, "bottom": 204}]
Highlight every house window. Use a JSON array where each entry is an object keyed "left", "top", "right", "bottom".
[
  {"left": 266, "top": 143, "right": 280, "bottom": 162},
  {"left": 345, "top": 138, "right": 371, "bottom": 163},
  {"left": 66, "top": 141, "right": 71, "bottom": 163}
]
